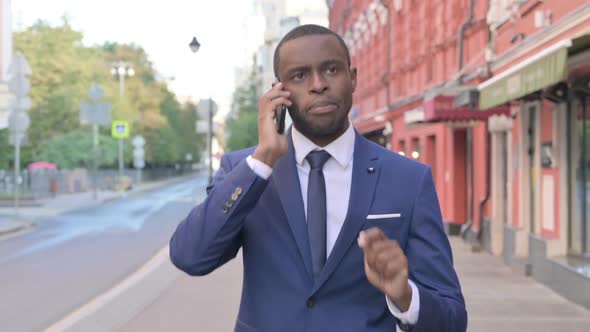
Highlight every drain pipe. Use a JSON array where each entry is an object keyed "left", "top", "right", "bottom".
[
  {"left": 476, "top": 122, "right": 492, "bottom": 245},
  {"left": 459, "top": 0, "right": 477, "bottom": 240},
  {"left": 457, "top": 0, "right": 475, "bottom": 76},
  {"left": 380, "top": 0, "right": 392, "bottom": 109}
]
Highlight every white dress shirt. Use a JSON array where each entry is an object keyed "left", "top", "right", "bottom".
[{"left": 245, "top": 123, "right": 419, "bottom": 326}]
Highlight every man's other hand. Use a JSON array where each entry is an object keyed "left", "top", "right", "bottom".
[{"left": 358, "top": 228, "right": 412, "bottom": 312}]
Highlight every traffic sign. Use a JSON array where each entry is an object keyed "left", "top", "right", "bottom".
[
  {"left": 196, "top": 120, "right": 208, "bottom": 134},
  {"left": 111, "top": 121, "right": 130, "bottom": 139},
  {"left": 8, "top": 111, "right": 30, "bottom": 134},
  {"left": 10, "top": 97, "right": 31, "bottom": 111},
  {"left": 9, "top": 132, "right": 28, "bottom": 145},
  {"left": 88, "top": 83, "right": 105, "bottom": 101},
  {"left": 9, "top": 76, "right": 30, "bottom": 97},
  {"left": 81, "top": 83, "right": 111, "bottom": 125},
  {"left": 133, "top": 159, "right": 145, "bottom": 169},
  {"left": 81, "top": 103, "right": 111, "bottom": 125},
  {"left": 132, "top": 135, "right": 145, "bottom": 147},
  {"left": 197, "top": 98, "right": 218, "bottom": 117},
  {"left": 133, "top": 149, "right": 145, "bottom": 159},
  {"left": 132, "top": 135, "right": 145, "bottom": 169},
  {"left": 8, "top": 52, "right": 32, "bottom": 112}
]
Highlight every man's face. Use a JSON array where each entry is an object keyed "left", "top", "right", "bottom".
[{"left": 277, "top": 34, "right": 357, "bottom": 144}]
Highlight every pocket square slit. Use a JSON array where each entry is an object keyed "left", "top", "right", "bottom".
[{"left": 366, "top": 213, "right": 401, "bottom": 219}]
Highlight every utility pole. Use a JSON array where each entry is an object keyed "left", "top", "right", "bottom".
[
  {"left": 80, "top": 83, "right": 111, "bottom": 199},
  {"left": 7, "top": 52, "right": 32, "bottom": 217}
]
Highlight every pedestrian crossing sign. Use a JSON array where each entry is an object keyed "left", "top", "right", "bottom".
[{"left": 111, "top": 120, "right": 130, "bottom": 139}]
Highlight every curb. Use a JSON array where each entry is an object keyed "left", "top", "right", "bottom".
[
  {"left": 99, "top": 173, "right": 201, "bottom": 205},
  {"left": 0, "top": 172, "right": 202, "bottom": 241},
  {"left": 0, "top": 221, "right": 35, "bottom": 239}
]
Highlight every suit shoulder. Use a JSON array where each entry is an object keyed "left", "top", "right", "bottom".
[{"left": 222, "top": 146, "right": 257, "bottom": 168}]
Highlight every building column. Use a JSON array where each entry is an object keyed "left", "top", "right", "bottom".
[{"left": 489, "top": 114, "right": 514, "bottom": 255}]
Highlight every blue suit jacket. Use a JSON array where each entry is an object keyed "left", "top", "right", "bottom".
[{"left": 170, "top": 130, "right": 467, "bottom": 332}]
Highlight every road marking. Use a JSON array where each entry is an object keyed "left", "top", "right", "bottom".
[{"left": 43, "top": 245, "right": 170, "bottom": 332}]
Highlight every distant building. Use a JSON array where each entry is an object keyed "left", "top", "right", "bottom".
[
  {"left": 255, "top": 0, "right": 328, "bottom": 90},
  {"left": 0, "top": 0, "right": 12, "bottom": 129}
]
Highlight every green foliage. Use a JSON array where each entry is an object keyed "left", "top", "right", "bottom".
[
  {"left": 226, "top": 112, "right": 259, "bottom": 151},
  {"left": 38, "top": 129, "right": 118, "bottom": 169},
  {"left": 226, "top": 69, "right": 260, "bottom": 152},
  {"left": 0, "top": 129, "right": 11, "bottom": 167},
  {"left": 0, "top": 19, "right": 203, "bottom": 170}
]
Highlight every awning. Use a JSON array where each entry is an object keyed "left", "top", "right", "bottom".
[
  {"left": 479, "top": 33, "right": 590, "bottom": 110},
  {"left": 424, "top": 95, "right": 509, "bottom": 122}
]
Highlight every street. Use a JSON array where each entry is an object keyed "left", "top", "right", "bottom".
[{"left": 0, "top": 175, "right": 208, "bottom": 332}]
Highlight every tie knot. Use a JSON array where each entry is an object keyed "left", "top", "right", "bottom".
[{"left": 306, "top": 150, "right": 331, "bottom": 170}]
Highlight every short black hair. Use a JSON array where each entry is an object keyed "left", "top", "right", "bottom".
[{"left": 273, "top": 24, "right": 351, "bottom": 80}]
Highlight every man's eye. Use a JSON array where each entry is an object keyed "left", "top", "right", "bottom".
[
  {"left": 327, "top": 66, "right": 337, "bottom": 74},
  {"left": 293, "top": 73, "right": 305, "bottom": 80}
]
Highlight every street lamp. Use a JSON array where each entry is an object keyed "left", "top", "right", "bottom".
[
  {"left": 189, "top": 37, "right": 201, "bottom": 53},
  {"left": 190, "top": 36, "right": 214, "bottom": 184},
  {"left": 111, "top": 61, "right": 134, "bottom": 179},
  {"left": 111, "top": 61, "right": 135, "bottom": 98}
]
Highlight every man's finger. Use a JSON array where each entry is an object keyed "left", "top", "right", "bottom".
[
  {"left": 382, "top": 254, "right": 407, "bottom": 279},
  {"left": 264, "top": 83, "right": 291, "bottom": 101},
  {"left": 259, "top": 97, "right": 293, "bottom": 119},
  {"left": 358, "top": 227, "right": 387, "bottom": 249},
  {"left": 367, "top": 241, "right": 402, "bottom": 273},
  {"left": 364, "top": 240, "right": 389, "bottom": 271}
]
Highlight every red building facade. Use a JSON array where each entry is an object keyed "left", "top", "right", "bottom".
[
  {"left": 329, "top": 0, "right": 590, "bottom": 309},
  {"left": 328, "top": 0, "right": 499, "bottom": 235}
]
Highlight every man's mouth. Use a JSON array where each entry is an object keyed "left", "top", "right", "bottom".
[{"left": 307, "top": 101, "right": 338, "bottom": 115}]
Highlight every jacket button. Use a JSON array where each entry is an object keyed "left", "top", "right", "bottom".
[{"left": 307, "top": 297, "right": 315, "bottom": 308}]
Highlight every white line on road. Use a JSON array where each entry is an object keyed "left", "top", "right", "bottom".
[{"left": 43, "top": 245, "right": 171, "bottom": 332}]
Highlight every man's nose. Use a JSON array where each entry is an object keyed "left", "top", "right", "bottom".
[{"left": 309, "top": 72, "right": 328, "bottom": 94}]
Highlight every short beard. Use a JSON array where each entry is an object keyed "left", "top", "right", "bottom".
[{"left": 288, "top": 107, "right": 350, "bottom": 142}]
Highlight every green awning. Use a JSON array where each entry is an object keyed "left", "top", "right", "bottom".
[
  {"left": 479, "top": 48, "right": 568, "bottom": 110},
  {"left": 569, "top": 33, "right": 590, "bottom": 56}
]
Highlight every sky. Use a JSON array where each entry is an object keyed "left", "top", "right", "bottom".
[{"left": 12, "top": 0, "right": 266, "bottom": 115}]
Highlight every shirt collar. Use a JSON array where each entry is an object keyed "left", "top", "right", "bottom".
[{"left": 291, "top": 121, "right": 355, "bottom": 168}]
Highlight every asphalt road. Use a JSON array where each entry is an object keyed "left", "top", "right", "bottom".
[{"left": 0, "top": 176, "right": 207, "bottom": 332}]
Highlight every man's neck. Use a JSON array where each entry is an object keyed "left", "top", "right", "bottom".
[{"left": 298, "top": 122, "right": 350, "bottom": 147}]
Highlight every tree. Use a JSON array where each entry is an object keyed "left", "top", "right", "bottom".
[
  {"left": 38, "top": 129, "right": 118, "bottom": 169},
  {"left": 226, "top": 69, "right": 260, "bottom": 151},
  {"left": 1, "top": 19, "right": 199, "bottom": 170},
  {"left": 226, "top": 112, "right": 259, "bottom": 151}
]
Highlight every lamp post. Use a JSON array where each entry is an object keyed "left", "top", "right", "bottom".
[
  {"left": 111, "top": 61, "right": 134, "bottom": 178},
  {"left": 189, "top": 36, "right": 214, "bottom": 184}
]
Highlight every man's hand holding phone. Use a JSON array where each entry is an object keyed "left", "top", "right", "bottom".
[{"left": 252, "top": 82, "right": 291, "bottom": 168}]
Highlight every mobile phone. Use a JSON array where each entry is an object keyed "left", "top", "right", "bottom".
[
  {"left": 275, "top": 105, "right": 287, "bottom": 134},
  {"left": 272, "top": 80, "right": 288, "bottom": 134}
]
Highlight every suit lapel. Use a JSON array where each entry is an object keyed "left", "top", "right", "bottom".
[
  {"left": 272, "top": 130, "right": 313, "bottom": 280},
  {"left": 313, "top": 132, "right": 381, "bottom": 292}
]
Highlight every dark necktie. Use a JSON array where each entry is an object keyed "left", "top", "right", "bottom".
[{"left": 306, "top": 150, "right": 331, "bottom": 279}]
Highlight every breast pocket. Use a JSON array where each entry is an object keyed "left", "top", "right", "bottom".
[{"left": 362, "top": 213, "right": 406, "bottom": 241}]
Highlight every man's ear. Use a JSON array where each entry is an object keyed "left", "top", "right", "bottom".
[{"left": 350, "top": 67, "right": 358, "bottom": 92}]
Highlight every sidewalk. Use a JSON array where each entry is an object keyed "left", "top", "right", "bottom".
[
  {"left": 453, "top": 237, "right": 590, "bottom": 331},
  {"left": 0, "top": 173, "right": 201, "bottom": 239},
  {"left": 109, "top": 237, "right": 590, "bottom": 332}
]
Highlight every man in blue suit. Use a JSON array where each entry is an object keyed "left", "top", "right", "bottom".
[{"left": 170, "top": 24, "right": 467, "bottom": 332}]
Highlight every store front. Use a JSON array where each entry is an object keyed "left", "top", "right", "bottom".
[
  {"left": 391, "top": 94, "right": 508, "bottom": 234},
  {"left": 478, "top": 32, "right": 590, "bottom": 308}
]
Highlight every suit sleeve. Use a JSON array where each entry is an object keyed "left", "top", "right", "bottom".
[
  {"left": 404, "top": 167, "right": 468, "bottom": 332},
  {"left": 169, "top": 154, "right": 269, "bottom": 276}
]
